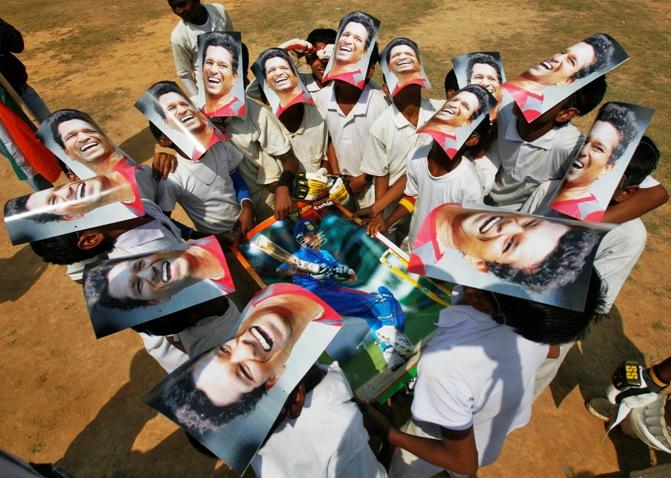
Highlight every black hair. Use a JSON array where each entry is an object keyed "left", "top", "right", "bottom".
[
  {"left": 466, "top": 53, "right": 502, "bottom": 84},
  {"left": 84, "top": 260, "right": 150, "bottom": 310},
  {"left": 384, "top": 37, "right": 420, "bottom": 64},
  {"left": 241, "top": 42, "right": 249, "bottom": 76},
  {"left": 306, "top": 28, "right": 337, "bottom": 46},
  {"left": 48, "top": 109, "right": 97, "bottom": 149},
  {"left": 30, "top": 231, "right": 114, "bottom": 265},
  {"left": 621, "top": 136, "right": 660, "bottom": 189},
  {"left": 486, "top": 227, "right": 604, "bottom": 294},
  {"left": 147, "top": 81, "right": 187, "bottom": 119},
  {"left": 491, "top": 269, "right": 607, "bottom": 344},
  {"left": 338, "top": 11, "right": 377, "bottom": 51},
  {"left": 444, "top": 69, "right": 458, "bottom": 96},
  {"left": 4, "top": 195, "right": 60, "bottom": 223},
  {"left": 572, "top": 34, "right": 616, "bottom": 80},
  {"left": 595, "top": 102, "right": 639, "bottom": 164},
  {"left": 201, "top": 32, "right": 240, "bottom": 71},
  {"left": 564, "top": 74, "right": 607, "bottom": 116},
  {"left": 458, "top": 84, "right": 495, "bottom": 119},
  {"left": 163, "top": 354, "right": 268, "bottom": 437},
  {"left": 257, "top": 48, "right": 295, "bottom": 80}
]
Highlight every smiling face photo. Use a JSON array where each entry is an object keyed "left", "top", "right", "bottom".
[
  {"left": 4, "top": 167, "right": 143, "bottom": 244},
  {"left": 380, "top": 37, "right": 430, "bottom": 96},
  {"left": 252, "top": 48, "right": 312, "bottom": 116},
  {"left": 408, "top": 203, "right": 609, "bottom": 310},
  {"left": 322, "top": 11, "right": 380, "bottom": 89},
  {"left": 196, "top": 31, "right": 246, "bottom": 118},
  {"left": 145, "top": 283, "right": 342, "bottom": 474},
  {"left": 38, "top": 109, "right": 134, "bottom": 179},
  {"left": 551, "top": 102, "right": 654, "bottom": 222},
  {"left": 136, "top": 81, "right": 224, "bottom": 161},
  {"left": 452, "top": 51, "right": 505, "bottom": 106},
  {"left": 83, "top": 235, "right": 234, "bottom": 337},
  {"left": 419, "top": 84, "right": 496, "bottom": 158},
  {"left": 502, "top": 33, "right": 628, "bottom": 123}
]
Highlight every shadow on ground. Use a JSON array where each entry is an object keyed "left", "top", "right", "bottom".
[
  {"left": 119, "top": 127, "right": 155, "bottom": 164},
  {"left": 550, "top": 306, "right": 671, "bottom": 477},
  {"left": 0, "top": 245, "right": 48, "bottom": 303},
  {"left": 56, "top": 350, "right": 232, "bottom": 477}
]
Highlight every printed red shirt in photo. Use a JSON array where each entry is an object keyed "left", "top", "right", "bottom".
[
  {"left": 551, "top": 194, "right": 605, "bottom": 222},
  {"left": 503, "top": 83, "right": 543, "bottom": 123}
]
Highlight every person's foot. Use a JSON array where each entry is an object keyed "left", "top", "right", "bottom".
[
  {"left": 375, "top": 325, "right": 415, "bottom": 357},
  {"left": 586, "top": 397, "right": 615, "bottom": 423}
]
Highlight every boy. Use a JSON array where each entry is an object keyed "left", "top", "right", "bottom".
[{"left": 150, "top": 123, "right": 254, "bottom": 241}]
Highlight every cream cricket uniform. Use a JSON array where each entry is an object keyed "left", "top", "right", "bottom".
[
  {"left": 252, "top": 363, "right": 387, "bottom": 478},
  {"left": 278, "top": 102, "right": 329, "bottom": 173},
  {"left": 405, "top": 145, "right": 484, "bottom": 248},
  {"left": 483, "top": 102, "right": 584, "bottom": 210},
  {"left": 157, "top": 141, "right": 244, "bottom": 234},
  {"left": 314, "top": 82, "right": 389, "bottom": 207},
  {"left": 224, "top": 98, "right": 291, "bottom": 221},
  {"left": 360, "top": 99, "right": 441, "bottom": 187}
]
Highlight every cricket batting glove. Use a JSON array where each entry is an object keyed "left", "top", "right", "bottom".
[
  {"left": 330, "top": 264, "right": 354, "bottom": 281},
  {"left": 605, "top": 361, "right": 666, "bottom": 433},
  {"left": 292, "top": 168, "right": 329, "bottom": 201},
  {"left": 326, "top": 175, "right": 350, "bottom": 204}
]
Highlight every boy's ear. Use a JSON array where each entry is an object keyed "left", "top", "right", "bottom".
[
  {"left": 465, "top": 134, "right": 480, "bottom": 147},
  {"left": 158, "top": 136, "right": 173, "bottom": 148},
  {"left": 612, "top": 186, "right": 638, "bottom": 203},
  {"left": 554, "top": 107, "right": 579, "bottom": 124}
]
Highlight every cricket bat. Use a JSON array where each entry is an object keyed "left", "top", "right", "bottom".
[
  {"left": 252, "top": 235, "right": 322, "bottom": 274},
  {"left": 379, "top": 250, "right": 452, "bottom": 306}
]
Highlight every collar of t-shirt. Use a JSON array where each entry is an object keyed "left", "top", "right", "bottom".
[
  {"left": 114, "top": 200, "right": 181, "bottom": 250},
  {"left": 176, "top": 150, "right": 218, "bottom": 185},
  {"left": 185, "top": 14, "right": 211, "bottom": 34},
  {"left": 503, "top": 108, "right": 564, "bottom": 152},
  {"left": 327, "top": 82, "right": 374, "bottom": 119},
  {"left": 391, "top": 98, "right": 440, "bottom": 131},
  {"left": 437, "top": 304, "right": 494, "bottom": 328}
]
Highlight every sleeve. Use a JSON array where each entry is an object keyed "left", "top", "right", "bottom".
[
  {"left": 157, "top": 175, "right": 179, "bottom": 213},
  {"left": 360, "top": 120, "right": 389, "bottom": 177},
  {"left": 472, "top": 155, "right": 499, "bottom": 196},
  {"left": 256, "top": 106, "right": 291, "bottom": 157},
  {"left": 404, "top": 159, "right": 419, "bottom": 197},
  {"left": 463, "top": 172, "right": 485, "bottom": 204},
  {"left": 213, "top": 3, "right": 235, "bottom": 30},
  {"left": 230, "top": 168, "right": 251, "bottom": 204},
  {"left": 411, "top": 357, "right": 474, "bottom": 431},
  {"left": 170, "top": 31, "right": 198, "bottom": 97},
  {"left": 639, "top": 175, "right": 659, "bottom": 189}
]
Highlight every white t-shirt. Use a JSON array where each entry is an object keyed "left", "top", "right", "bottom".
[
  {"left": 157, "top": 141, "right": 244, "bottom": 234},
  {"left": 405, "top": 144, "right": 484, "bottom": 247},
  {"left": 314, "top": 82, "right": 389, "bottom": 177},
  {"left": 361, "top": 98, "right": 441, "bottom": 186},
  {"left": 279, "top": 103, "right": 329, "bottom": 173},
  {"left": 485, "top": 102, "right": 584, "bottom": 210},
  {"left": 412, "top": 305, "right": 548, "bottom": 466},
  {"left": 252, "top": 363, "right": 387, "bottom": 478}
]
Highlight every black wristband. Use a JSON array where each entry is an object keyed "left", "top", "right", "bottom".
[{"left": 278, "top": 170, "right": 296, "bottom": 188}]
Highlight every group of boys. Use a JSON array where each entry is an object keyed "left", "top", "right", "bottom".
[{"left": 1, "top": 1, "right": 668, "bottom": 477}]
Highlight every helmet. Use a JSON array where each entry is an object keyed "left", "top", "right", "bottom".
[{"left": 294, "top": 219, "right": 327, "bottom": 248}]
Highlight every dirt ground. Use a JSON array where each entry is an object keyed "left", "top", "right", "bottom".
[{"left": 1, "top": 1, "right": 670, "bottom": 477}]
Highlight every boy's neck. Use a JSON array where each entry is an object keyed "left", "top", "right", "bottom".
[
  {"left": 392, "top": 84, "right": 422, "bottom": 127},
  {"left": 427, "top": 142, "right": 461, "bottom": 176},
  {"left": 279, "top": 103, "right": 305, "bottom": 133},
  {"left": 334, "top": 81, "right": 364, "bottom": 116}
]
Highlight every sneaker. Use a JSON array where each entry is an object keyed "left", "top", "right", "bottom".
[
  {"left": 382, "top": 347, "right": 409, "bottom": 371},
  {"left": 375, "top": 325, "right": 415, "bottom": 357},
  {"left": 586, "top": 397, "right": 615, "bottom": 422}
]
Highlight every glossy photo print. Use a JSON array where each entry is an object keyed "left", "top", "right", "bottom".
[
  {"left": 321, "top": 11, "right": 380, "bottom": 89},
  {"left": 380, "top": 37, "right": 430, "bottom": 97},
  {"left": 4, "top": 165, "right": 144, "bottom": 244},
  {"left": 37, "top": 109, "right": 137, "bottom": 180},
  {"left": 452, "top": 51, "right": 505, "bottom": 106},
  {"left": 136, "top": 81, "right": 226, "bottom": 161},
  {"left": 550, "top": 103, "right": 654, "bottom": 222},
  {"left": 234, "top": 197, "right": 450, "bottom": 399},
  {"left": 418, "top": 84, "right": 496, "bottom": 159},
  {"left": 408, "top": 203, "right": 611, "bottom": 311},
  {"left": 145, "top": 283, "right": 342, "bottom": 475},
  {"left": 195, "top": 31, "right": 247, "bottom": 118},
  {"left": 252, "top": 48, "right": 313, "bottom": 117},
  {"left": 83, "top": 235, "right": 234, "bottom": 337},
  {"left": 503, "top": 33, "right": 628, "bottom": 123}
]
